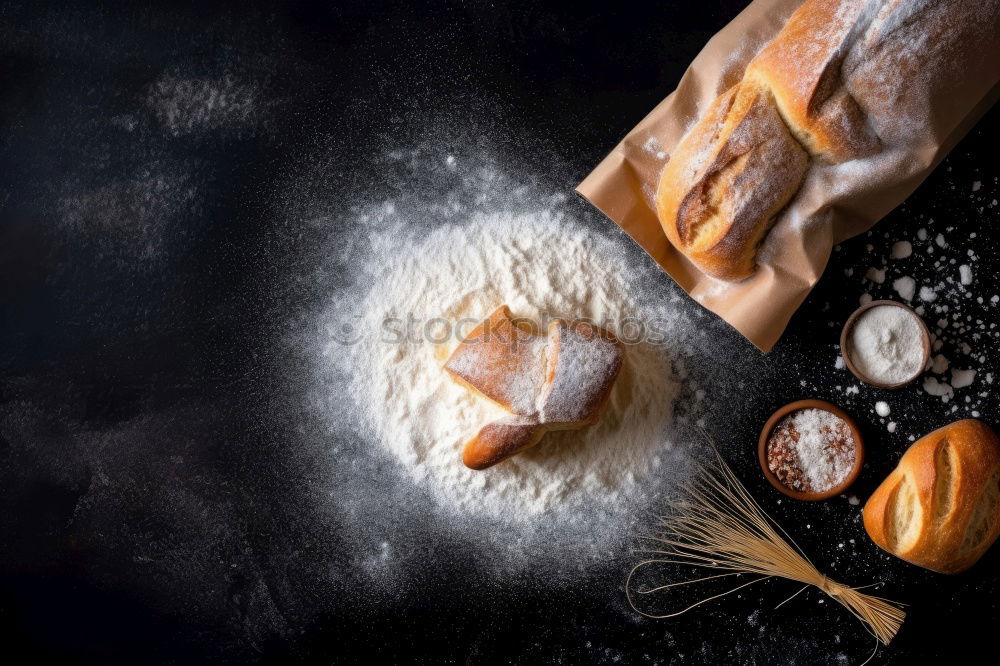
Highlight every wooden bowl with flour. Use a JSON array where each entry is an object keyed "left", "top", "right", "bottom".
[{"left": 839, "top": 300, "right": 931, "bottom": 390}]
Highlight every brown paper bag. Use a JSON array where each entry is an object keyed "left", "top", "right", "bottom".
[{"left": 577, "top": 0, "right": 1000, "bottom": 351}]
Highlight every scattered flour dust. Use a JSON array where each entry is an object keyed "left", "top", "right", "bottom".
[
  {"left": 57, "top": 161, "right": 200, "bottom": 267},
  {"left": 146, "top": 74, "right": 260, "bottom": 137},
  {"left": 336, "top": 212, "right": 681, "bottom": 517}
]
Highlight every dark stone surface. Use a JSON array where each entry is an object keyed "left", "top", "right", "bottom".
[{"left": 1, "top": 1, "right": 997, "bottom": 663}]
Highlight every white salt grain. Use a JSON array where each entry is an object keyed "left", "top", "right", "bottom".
[
  {"left": 865, "top": 267, "right": 886, "bottom": 284},
  {"left": 951, "top": 369, "right": 976, "bottom": 389},
  {"left": 959, "top": 265, "right": 973, "bottom": 285},
  {"left": 890, "top": 241, "right": 913, "bottom": 259},
  {"left": 875, "top": 401, "right": 890, "bottom": 417},
  {"left": 786, "top": 409, "right": 856, "bottom": 492},
  {"left": 923, "top": 376, "right": 953, "bottom": 397},
  {"left": 893, "top": 276, "right": 916, "bottom": 301}
]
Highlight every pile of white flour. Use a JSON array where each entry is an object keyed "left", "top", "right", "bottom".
[{"left": 332, "top": 208, "right": 682, "bottom": 517}]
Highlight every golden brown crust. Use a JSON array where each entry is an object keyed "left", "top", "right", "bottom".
[
  {"left": 743, "top": 0, "right": 881, "bottom": 162},
  {"left": 658, "top": 83, "right": 810, "bottom": 281},
  {"left": 536, "top": 320, "right": 624, "bottom": 427},
  {"left": 462, "top": 417, "right": 546, "bottom": 471},
  {"left": 863, "top": 419, "right": 1000, "bottom": 574},
  {"left": 445, "top": 307, "right": 625, "bottom": 470},
  {"left": 444, "top": 305, "right": 545, "bottom": 415},
  {"left": 655, "top": 0, "right": 995, "bottom": 281}
]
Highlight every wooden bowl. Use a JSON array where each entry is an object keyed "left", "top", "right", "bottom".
[
  {"left": 757, "top": 399, "right": 865, "bottom": 501},
  {"left": 839, "top": 299, "right": 931, "bottom": 389}
]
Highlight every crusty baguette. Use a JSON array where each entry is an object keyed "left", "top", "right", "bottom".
[
  {"left": 863, "top": 419, "right": 1000, "bottom": 574},
  {"left": 656, "top": 0, "right": 1000, "bottom": 281},
  {"left": 657, "top": 84, "right": 809, "bottom": 280}
]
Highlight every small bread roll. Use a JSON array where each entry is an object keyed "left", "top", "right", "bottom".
[{"left": 863, "top": 419, "right": 1000, "bottom": 574}]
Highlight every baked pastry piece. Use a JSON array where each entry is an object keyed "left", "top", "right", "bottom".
[
  {"left": 536, "top": 319, "right": 623, "bottom": 427},
  {"left": 460, "top": 416, "right": 546, "bottom": 471},
  {"left": 444, "top": 305, "right": 545, "bottom": 416},
  {"left": 657, "top": 83, "right": 810, "bottom": 280},
  {"left": 863, "top": 419, "right": 1000, "bottom": 574},
  {"left": 444, "top": 306, "right": 624, "bottom": 470},
  {"left": 656, "top": 0, "right": 999, "bottom": 280}
]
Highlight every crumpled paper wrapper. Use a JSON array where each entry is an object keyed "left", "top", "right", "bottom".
[{"left": 577, "top": 0, "right": 1000, "bottom": 352}]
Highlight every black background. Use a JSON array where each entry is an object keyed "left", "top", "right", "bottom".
[{"left": 2, "top": 1, "right": 998, "bottom": 664}]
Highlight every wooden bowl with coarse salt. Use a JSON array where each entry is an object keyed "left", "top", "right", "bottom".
[
  {"left": 839, "top": 300, "right": 931, "bottom": 390},
  {"left": 758, "top": 399, "right": 864, "bottom": 501}
]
